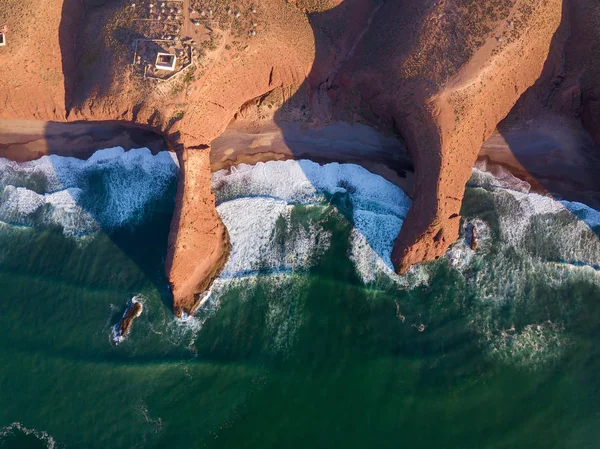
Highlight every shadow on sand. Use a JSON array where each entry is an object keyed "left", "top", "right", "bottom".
[{"left": 488, "top": 0, "right": 600, "bottom": 210}]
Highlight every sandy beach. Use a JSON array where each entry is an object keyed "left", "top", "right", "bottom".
[
  {"left": 1, "top": 117, "right": 599, "bottom": 211},
  {"left": 211, "top": 121, "right": 415, "bottom": 195},
  {"left": 0, "top": 120, "right": 167, "bottom": 162},
  {"left": 0, "top": 119, "right": 415, "bottom": 195}
]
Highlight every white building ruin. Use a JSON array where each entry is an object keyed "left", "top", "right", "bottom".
[{"left": 155, "top": 52, "right": 176, "bottom": 71}]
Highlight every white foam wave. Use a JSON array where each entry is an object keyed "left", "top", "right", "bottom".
[
  {"left": 453, "top": 169, "right": 600, "bottom": 302},
  {"left": 217, "top": 198, "right": 331, "bottom": 277},
  {"left": 0, "top": 147, "right": 178, "bottom": 237},
  {"left": 472, "top": 160, "right": 531, "bottom": 192},
  {"left": 213, "top": 160, "right": 413, "bottom": 283},
  {"left": 349, "top": 213, "right": 419, "bottom": 286},
  {"left": 185, "top": 160, "right": 422, "bottom": 347},
  {"left": 469, "top": 168, "right": 600, "bottom": 268},
  {"left": 0, "top": 185, "right": 100, "bottom": 236},
  {"left": 0, "top": 422, "right": 57, "bottom": 448},
  {"left": 455, "top": 167, "right": 600, "bottom": 369},
  {"left": 213, "top": 160, "right": 409, "bottom": 216},
  {"left": 561, "top": 200, "right": 600, "bottom": 231}
]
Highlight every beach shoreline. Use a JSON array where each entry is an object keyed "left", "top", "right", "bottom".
[
  {"left": 210, "top": 122, "right": 415, "bottom": 195},
  {"left": 478, "top": 123, "right": 600, "bottom": 209},
  {"left": 0, "top": 120, "right": 167, "bottom": 162},
  {"left": 0, "top": 119, "right": 416, "bottom": 194},
  {"left": 1, "top": 118, "right": 598, "bottom": 212},
  {"left": 0, "top": 120, "right": 600, "bottom": 209}
]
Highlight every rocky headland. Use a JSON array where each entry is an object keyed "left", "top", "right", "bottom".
[{"left": 1, "top": 0, "right": 599, "bottom": 315}]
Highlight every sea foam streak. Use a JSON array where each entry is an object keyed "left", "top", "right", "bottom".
[{"left": 0, "top": 147, "right": 179, "bottom": 237}]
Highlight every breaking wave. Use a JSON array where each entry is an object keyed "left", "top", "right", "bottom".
[
  {"left": 450, "top": 167, "right": 600, "bottom": 369},
  {"left": 0, "top": 147, "right": 179, "bottom": 237},
  {"left": 216, "top": 198, "right": 331, "bottom": 277},
  {"left": 4, "top": 149, "right": 597, "bottom": 371},
  {"left": 212, "top": 160, "right": 413, "bottom": 282},
  {"left": 200, "top": 160, "right": 419, "bottom": 355},
  {"left": 456, "top": 168, "right": 600, "bottom": 295},
  {"left": 212, "top": 161, "right": 600, "bottom": 370}
]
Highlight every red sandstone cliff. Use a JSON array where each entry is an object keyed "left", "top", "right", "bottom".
[{"left": 1, "top": 0, "right": 595, "bottom": 314}]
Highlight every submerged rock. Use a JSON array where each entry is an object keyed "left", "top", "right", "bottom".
[{"left": 112, "top": 296, "right": 144, "bottom": 345}]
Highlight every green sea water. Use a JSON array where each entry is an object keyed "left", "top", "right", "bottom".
[{"left": 1, "top": 153, "right": 599, "bottom": 449}]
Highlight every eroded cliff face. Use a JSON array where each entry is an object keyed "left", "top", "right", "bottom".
[
  {"left": 320, "top": 0, "right": 565, "bottom": 272},
  {"left": 0, "top": 0, "right": 585, "bottom": 314}
]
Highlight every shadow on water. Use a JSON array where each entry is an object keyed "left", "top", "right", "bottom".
[{"left": 0, "top": 119, "right": 177, "bottom": 311}]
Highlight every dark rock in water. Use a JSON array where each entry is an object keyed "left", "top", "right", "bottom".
[
  {"left": 113, "top": 297, "right": 143, "bottom": 344},
  {"left": 469, "top": 225, "right": 478, "bottom": 251}
]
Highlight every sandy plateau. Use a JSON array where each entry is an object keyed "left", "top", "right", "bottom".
[{"left": 1, "top": 0, "right": 599, "bottom": 314}]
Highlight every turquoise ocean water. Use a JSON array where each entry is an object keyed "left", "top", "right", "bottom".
[{"left": 0, "top": 149, "right": 599, "bottom": 449}]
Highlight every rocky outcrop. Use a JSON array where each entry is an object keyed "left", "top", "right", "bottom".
[
  {"left": 391, "top": 0, "right": 563, "bottom": 272},
  {"left": 165, "top": 147, "right": 230, "bottom": 317},
  {"left": 469, "top": 225, "right": 478, "bottom": 251},
  {"left": 321, "top": 0, "right": 564, "bottom": 272},
  {"left": 113, "top": 297, "right": 144, "bottom": 344}
]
